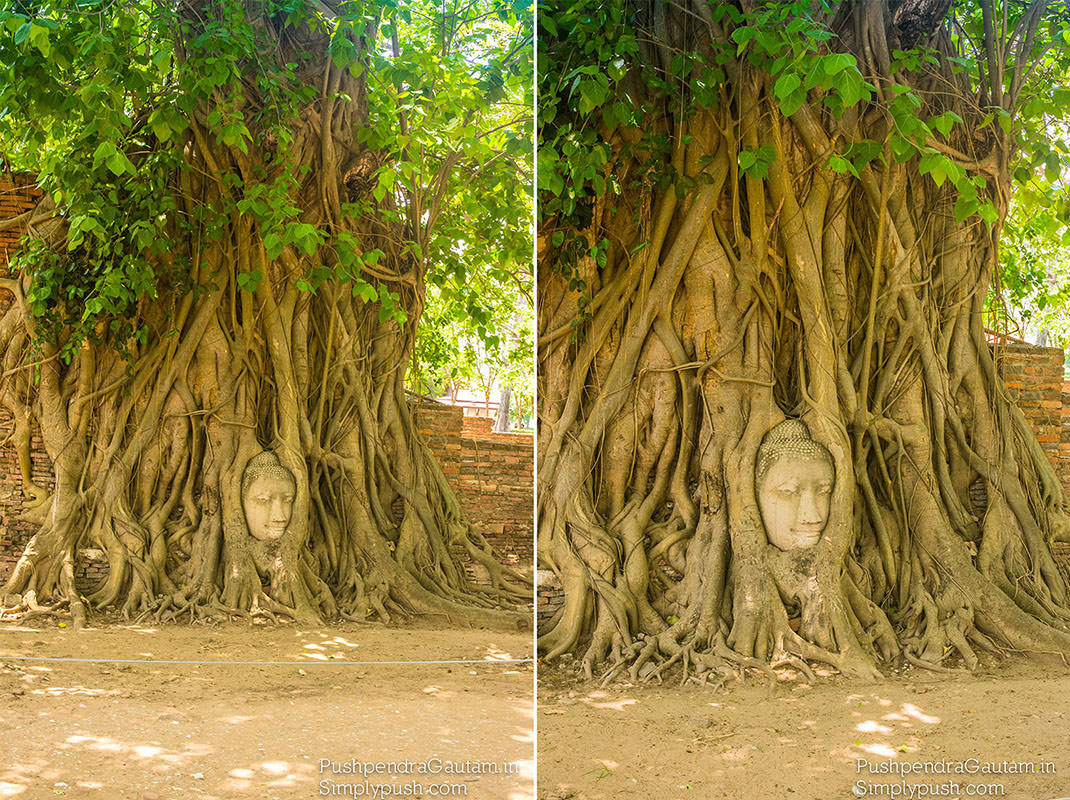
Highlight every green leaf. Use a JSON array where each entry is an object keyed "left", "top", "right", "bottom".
[
  {"left": 576, "top": 77, "right": 610, "bottom": 115},
  {"left": 264, "top": 232, "right": 284, "bottom": 260},
  {"left": 105, "top": 152, "right": 134, "bottom": 176},
  {"left": 236, "top": 269, "right": 262, "bottom": 293},
  {"left": 890, "top": 135, "right": 915, "bottom": 163},
  {"left": 838, "top": 69, "right": 867, "bottom": 107},
  {"left": 738, "top": 145, "right": 776, "bottom": 180},
  {"left": 353, "top": 281, "right": 377, "bottom": 302},
  {"left": 27, "top": 23, "right": 50, "bottom": 57},
  {"left": 92, "top": 141, "right": 117, "bottom": 165},
  {"left": 329, "top": 36, "right": 358, "bottom": 70},
  {"left": 152, "top": 48, "right": 172, "bottom": 78},
  {"left": 827, "top": 154, "right": 858, "bottom": 178},
  {"left": 778, "top": 81, "right": 807, "bottom": 117},
  {"left": 822, "top": 53, "right": 855, "bottom": 75},
  {"left": 773, "top": 72, "right": 801, "bottom": 101},
  {"left": 845, "top": 139, "right": 883, "bottom": 171},
  {"left": 150, "top": 113, "right": 172, "bottom": 142},
  {"left": 996, "top": 108, "right": 1012, "bottom": 134},
  {"left": 919, "top": 152, "right": 948, "bottom": 187},
  {"left": 929, "top": 111, "right": 962, "bottom": 138},
  {"left": 731, "top": 26, "right": 754, "bottom": 55},
  {"left": 1045, "top": 152, "right": 1062, "bottom": 182},
  {"left": 954, "top": 194, "right": 978, "bottom": 222}
]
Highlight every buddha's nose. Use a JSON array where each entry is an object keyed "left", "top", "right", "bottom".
[
  {"left": 271, "top": 498, "right": 288, "bottom": 521},
  {"left": 798, "top": 489, "right": 823, "bottom": 525}
]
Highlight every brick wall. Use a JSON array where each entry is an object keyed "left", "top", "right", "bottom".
[
  {"left": 414, "top": 401, "right": 534, "bottom": 571},
  {"left": 463, "top": 415, "right": 534, "bottom": 445},
  {"left": 0, "top": 174, "right": 41, "bottom": 267},
  {"left": 0, "top": 415, "right": 54, "bottom": 583},
  {"left": 0, "top": 175, "right": 47, "bottom": 583},
  {"left": 462, "top": 415, "right": 494, "bottom": 437},
  {"left": 1062, "top": 380, "right": 1070, "bottom": 499},
  {"left": 994, "top": 343, "right": 1066, "bottom": 483}
]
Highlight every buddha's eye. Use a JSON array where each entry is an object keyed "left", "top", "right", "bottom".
[
  {"left": 818, "top": 484, "right": 832, "bottom": 495},
  {"left": 775, "top": 485, "right": 798, "bottom": 495}
]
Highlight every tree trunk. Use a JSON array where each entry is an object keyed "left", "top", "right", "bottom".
[
  {"left": 0, "top": 4, "right": 529, "bottom": 630},
  {"left": 538, "top": 0, "right": 1070, "bottom": 681},
  {"left": 494, "top": 387, "right": 512, "bottom": 432}
]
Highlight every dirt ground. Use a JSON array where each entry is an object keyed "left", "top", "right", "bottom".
[
  {"left": 0, "top": 620, "right": 534, "bottom": 800},
  {"left": 538, "top": 658, "right": 1070, "bottom": 800}
]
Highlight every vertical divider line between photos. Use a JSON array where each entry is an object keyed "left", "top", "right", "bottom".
[{"left": 531, "top": 0, "right": 541, "bottom": 793}]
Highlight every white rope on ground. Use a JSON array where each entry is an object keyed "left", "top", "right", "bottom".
[{"left": 0, "top": 656, "right": 535, "bottom": 666}]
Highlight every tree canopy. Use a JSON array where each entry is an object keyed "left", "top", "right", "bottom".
[
  {"left": 1, "top": 0, "right": 532, "bottom": 353},
  {"left": 541, "top": 0, "right": 1069, "bottom": 263}
]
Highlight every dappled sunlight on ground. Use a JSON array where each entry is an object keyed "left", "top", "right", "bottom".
[
  {"left": 845, "top": 696, "right": 943, "bottom": 763},
  {"left": 32, "top": 685, "right": 121, "bottom": 697},
  {"left": 297, "top": 638, "right": 356, "bottom": 661},
  {"left": 505, "top": 685, "right": 536, "bottom": 798},
  {"left": 0, "top": 624, "right": 50, "bottom": 634},
  {"left": 485, "top": 644, "right": 517, "bottom": 661},
  {"left": 294, "top": 631, "right": 364, "bottom": 662},
  {"left": 540, "top": 661, "right": 1070, "bottom": 800},
  {"left": 422, "top": 684, "right": 458, "bottom": 698},
  {"left": 2, "top": 623, "right": 534, "bottom": 798},
  {"left": 323, "top": 635, "right": 360, "bottom": 648},
  {"left": 220, "top": 759, "right": 317, "bottom": 792},
  {"left": 512, "top": 696, "right": 536, "bottom": 745},
  {"left": 858, "top": 741, "right": 900, "bottom": 758},
  {"left": 217, "top": 713, "right": 260, "bottom": 725},
  {"left": 581, "top": 691, "right": 639, "bottom": 711},
  {"left": 856, "top": 719, "right": 892, "bottom": 734},
  {"left": 62, "top": 732, "right": 214, "bottom": 763},
  {"left": 899, "top": 702, "right": 941, "bottom": 724}
]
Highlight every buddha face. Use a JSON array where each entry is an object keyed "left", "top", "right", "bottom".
[
  {"left": 756, "top": 455, "right": 834, "bottom": 550},
  {"left": 242, "top": 475, "right": 295, "bottom": 541}
]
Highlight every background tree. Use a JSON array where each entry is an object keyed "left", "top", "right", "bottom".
[
  {"left": 0, "top": 0, "right": 532, "bottom": 628},
  {"left": 411, "top": 267, "right": 534, "bottom": 429},
  {"left": 407, "top": 79, "right": 535, "bottom": 427},
  {"left": 988, "top": 168, "right": 1070, "bottom": 348},
  {"left": 538, "top": 0, "right": 1070, "bottom": 681}
]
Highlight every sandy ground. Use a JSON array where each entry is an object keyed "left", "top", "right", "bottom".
[
  {"left": 538, "top": 658, "right": 1070, "bottom": 800},
  {"left": 0, "top": 621, "right": 534, "bottom": 800}
]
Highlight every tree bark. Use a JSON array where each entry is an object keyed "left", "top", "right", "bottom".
[
  {"left": 538, "top": 0, "right": 1070, "bottom": 681},
  {"left": 0, "top": 5, "right": 529, "bottom": 630}
]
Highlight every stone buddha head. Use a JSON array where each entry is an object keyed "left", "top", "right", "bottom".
[
  {"left": 241, "top": 451, "right": 296, "bottom": 541},
  {"left": 755, "top": 420, "right": 835, "bottom": 551}
]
